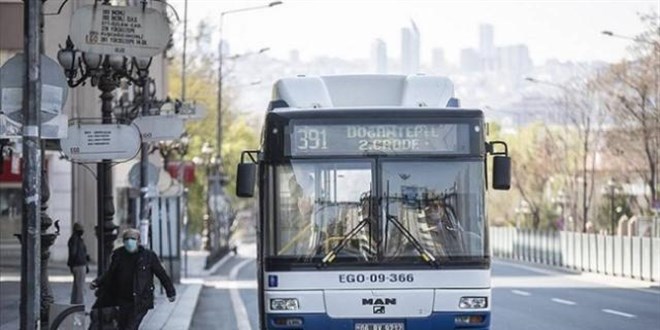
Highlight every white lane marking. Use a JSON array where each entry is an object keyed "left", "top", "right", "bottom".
[
  {"left": 494, "top": 259, "right": 660, "bottom": 296},
  {"left": 551, "top": 298, "right": 576, "bottom": 305},
  {"left": 201, "top": 252, "right": 233, "bottom": 277},
  {"left": 230, "top": 258, "right": 254, "bottom": 330},
  {"left": 602, "top": 309, "right": 636, "bottom": 318},
  {"left": 511, "top": 290, "right": 531, "bottom": 296}
]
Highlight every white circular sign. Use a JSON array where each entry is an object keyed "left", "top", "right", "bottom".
[{"left": 0, "top": 53, "right": 68, "bottom": 124}]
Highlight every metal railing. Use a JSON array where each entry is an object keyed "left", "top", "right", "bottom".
[{"left": 490, "top": 227, "right": 660, "bottom": 282}]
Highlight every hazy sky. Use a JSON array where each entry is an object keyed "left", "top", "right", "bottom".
[{"left": 169, "top": 0, "right": 658, "bottom": 65}]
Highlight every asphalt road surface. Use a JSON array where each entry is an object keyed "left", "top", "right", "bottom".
[{"left": 191, "top": 242, "right": 660, "bottom": 330}]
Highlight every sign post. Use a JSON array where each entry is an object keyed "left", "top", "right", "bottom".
[
  {"left": 69, "top": 5, "right": 170, "bottom": 57},
  {"left": 60, "top": 123, "right": 141, "bottom": 162}
]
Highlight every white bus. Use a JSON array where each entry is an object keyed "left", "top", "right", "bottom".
[{"left": 236, "top": 75, "right": 511, "bottom": 330}]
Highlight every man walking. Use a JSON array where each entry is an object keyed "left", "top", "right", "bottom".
[
  {"left": 91, "top": 228, "right": 176, "bottom": 329},
  {"left": 67, "top": 222, "right": 88, "bottom": 304}
]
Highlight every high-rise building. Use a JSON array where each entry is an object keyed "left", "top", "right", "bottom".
[
  {"left": 431, "top": 47, "right": 447, "bottom": 73},
  {"left": 497, "top": 44, "right": 533, "bottom": 74},
  {"left": 479, "top": 24, "right": 496, "bottom": 71},
  {"left": 371, "top": 39, "right": 387, "bottom": 73},
  {"left": 460, "top": 48, "right": 480, "bottom": 72},
  {"left": 401, "top": 20, "right": 420, "bottom": 74}
]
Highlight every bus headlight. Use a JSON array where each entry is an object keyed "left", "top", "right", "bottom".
[
  {"left": 270, "top": 298, "right": 299, "bottom": 311},
  {"left": 459, "top": 297, "right": 488, "bottom": 309}
]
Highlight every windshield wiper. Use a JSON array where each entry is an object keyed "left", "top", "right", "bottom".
[
  {"left": 383, "top": 181, "right": 438, "bottom": 268},
  {"left": 385, "top": 214, "right": 439, "bottom": 268},
  {"left": 318, "top": 217, "right": 371, "bottom": 267}
]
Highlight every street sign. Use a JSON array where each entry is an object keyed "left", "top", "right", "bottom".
[
  {"left": 70, "top": 5, "right": 170, "bottom": 57},
  {"left": 128, "top": 161, "right": 160, "bottom": 188},
  {"left": 177, "top": 102, "right": 206, "bottom": 120},
  {"left": 0, "top": 53, "right": 68, "bottom": 139},
  {"left": 60, "top": 123, "right": 140, "bottom": 161},
  {"left": 133, "top": 115, "right": 184, "bottom": 142}
]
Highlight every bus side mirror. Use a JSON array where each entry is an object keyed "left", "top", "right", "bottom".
[
  {"left": 236, "top": 150, "right": 259, "bottom": 198},
  {"left": 488, "top": 141, "right": 511, "bottom": 190},
  {"left": 492, "top": 156, "right": 511, "bottom": 190}
]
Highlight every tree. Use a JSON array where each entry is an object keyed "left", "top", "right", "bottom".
[
  {"left": 508, "top": 123, "right": 561, "bottom": 229},
  {"left": 552, "top": 76, "right": 607, "bottom": 232},
  {"left": 597, "top": 12, "right": 659, "bottom": 212},
  {"left": 166, "top": 19, "right": 260, "bottom": 235}
]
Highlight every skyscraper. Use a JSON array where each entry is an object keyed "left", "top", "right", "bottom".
[
  {"left": 497, "top": 44, "right": 533, "bottom": 74},
  {"left": 479, "top": 24, "right": 495, "bottom": 71},
  {"left": 371, "top": 39, "right": 388, "bottom": 73},
  {"left": 431, "top": 47, "right": 447, "bottom": 73},
  {"left": 460, "top": 48, "right": 480, "bottom": 72},
  {"left": 401, "top": 20, "right": 420, "bottom": 74}
]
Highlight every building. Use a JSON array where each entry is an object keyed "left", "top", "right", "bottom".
[
  {"left": 0, "top": 0, "right": 170, "bottom": 265},
  {"left": 370, "top": 39, "right": 388, "bottom": 74},
  {"left": 431, "top": 47, "right": 447, "bottom": 74},
  {"left": 401, "top": 21, "right": 420, "bottom": 74},
  {"left": 479, "top": 24, "right": 496, "bottom": 71},
  {"left": 460, "top": 48, "right": 481, "bottom": 72},
  {"left": 497, "top": 44, "right": 533, "bottom": 74}
]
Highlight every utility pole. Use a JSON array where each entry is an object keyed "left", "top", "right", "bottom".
[
  {"left": 139, "top": 75, "right": 152, "bottom": 248},
  {"left": 20, "top": 0, "right": 42, "bottom": 328}
]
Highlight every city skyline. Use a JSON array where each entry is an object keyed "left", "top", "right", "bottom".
[{"left": 171, "top": 0, "right": 657, "bottom": 65}]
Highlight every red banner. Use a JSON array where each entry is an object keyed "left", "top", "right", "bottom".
[
  {"left": 166, "top": 161, "right": 196, "bottom": 184},
  {"left": 0, "top": 159, "right": 21, "bottom": 183}
]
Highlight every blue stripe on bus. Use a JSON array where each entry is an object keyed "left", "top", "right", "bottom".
[{"left": 266, "top": 311, "right": 490, "bottom": 330}]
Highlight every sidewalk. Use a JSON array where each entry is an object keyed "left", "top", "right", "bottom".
[
  {"left": 0, "top": 250, "right": 218, "bottom": 330},
  {"left": 140, "top": 250, "right": 213, "bottom": 330}
]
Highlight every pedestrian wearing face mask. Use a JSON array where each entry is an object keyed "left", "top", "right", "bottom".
[
  {"left": 67, "top": 222, "right": 89, "bottom": 304},
  {"left": 90, "top": 228, "right": 176, "bottom": 330}
]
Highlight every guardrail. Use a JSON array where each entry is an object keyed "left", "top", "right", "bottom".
[{"left": 490, "top": 227, "right": 660, "bottom": 282}]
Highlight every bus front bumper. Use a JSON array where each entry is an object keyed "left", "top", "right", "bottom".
[{"left": 266, "top": 311, "right": 490, "bottom": 330}]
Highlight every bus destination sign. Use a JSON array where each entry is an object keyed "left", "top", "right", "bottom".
[{"left": 290, "top": 123, "right": 470, "bottom": 156}]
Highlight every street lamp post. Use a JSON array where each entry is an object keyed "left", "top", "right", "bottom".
[
  {"left": 57, "top": 37, "right": 152, "bottom": 275},
  {"left": 193, "top": 143, "right": 215, "bottom": 251},
  {"left": 217, "top": 1, "right": 282, "bottom": 158},
  {"left": 601, "top": 30, "right": 659, "bottom": 211},
  {"left": 526, "top": 76, "right": 593, "bottom": 233}
]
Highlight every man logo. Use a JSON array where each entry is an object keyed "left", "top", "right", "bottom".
[
  {"left": 373, "top": 306, "right": 385, "bottom": 314},
  {"left": 362, "top": 298, "right": 397, "bottom": 305}
]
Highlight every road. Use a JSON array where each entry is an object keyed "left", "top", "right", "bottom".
[{"left": 191, "top": 242, "right": 660, "bottom": 330}]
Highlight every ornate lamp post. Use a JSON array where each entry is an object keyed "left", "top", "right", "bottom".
[
  {"left": 57, "top": 36, "right": 152, "bottom": 275},
  {"left": 193, "top": 143, "right": 216, "bottom": 252}
]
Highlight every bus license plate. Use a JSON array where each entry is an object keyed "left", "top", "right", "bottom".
[{"left": 355, "top": 323, "right": 404, "bottom": 330}]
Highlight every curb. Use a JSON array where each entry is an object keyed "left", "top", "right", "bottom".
[{"left": 162, "top": 284, "right": 203, "bottom": 329}]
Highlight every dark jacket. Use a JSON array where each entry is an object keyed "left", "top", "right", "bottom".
[
  {"left": 67, "top": 233, "right": 88, "bottom": 267},
  {"left": 93, "top": 246, "right": 175, "bottom": 311}
]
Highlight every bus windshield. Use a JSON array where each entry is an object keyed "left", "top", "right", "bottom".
[{"left": 271, "top": 160, "right": 485, "bottom": 265}]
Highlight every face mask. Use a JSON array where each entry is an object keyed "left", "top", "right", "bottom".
[
  {"left": 75, "top": 229, "right": 84, "bottom": 235},
  {"left": 124, "top": 239, "right": 138, "bottom": 253}
]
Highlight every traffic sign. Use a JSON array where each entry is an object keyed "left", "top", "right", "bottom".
[
  {"left": 133, "top": 115, "right": 185, "bottom": 142},
  {"left": 177, "top": 102, "right": 206, "bottom": 120},
  {"left": 70, "top": 5, "right": 170, "bottom": 57},
  {"left": 60, "top": 123, "right": 140, "bottom": 161},
  {"left": 0, "top": 53, "right": 68, "bottom": 139},
  {"left": 128, "top": 161, "right": 160, "bottom": 189}
]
